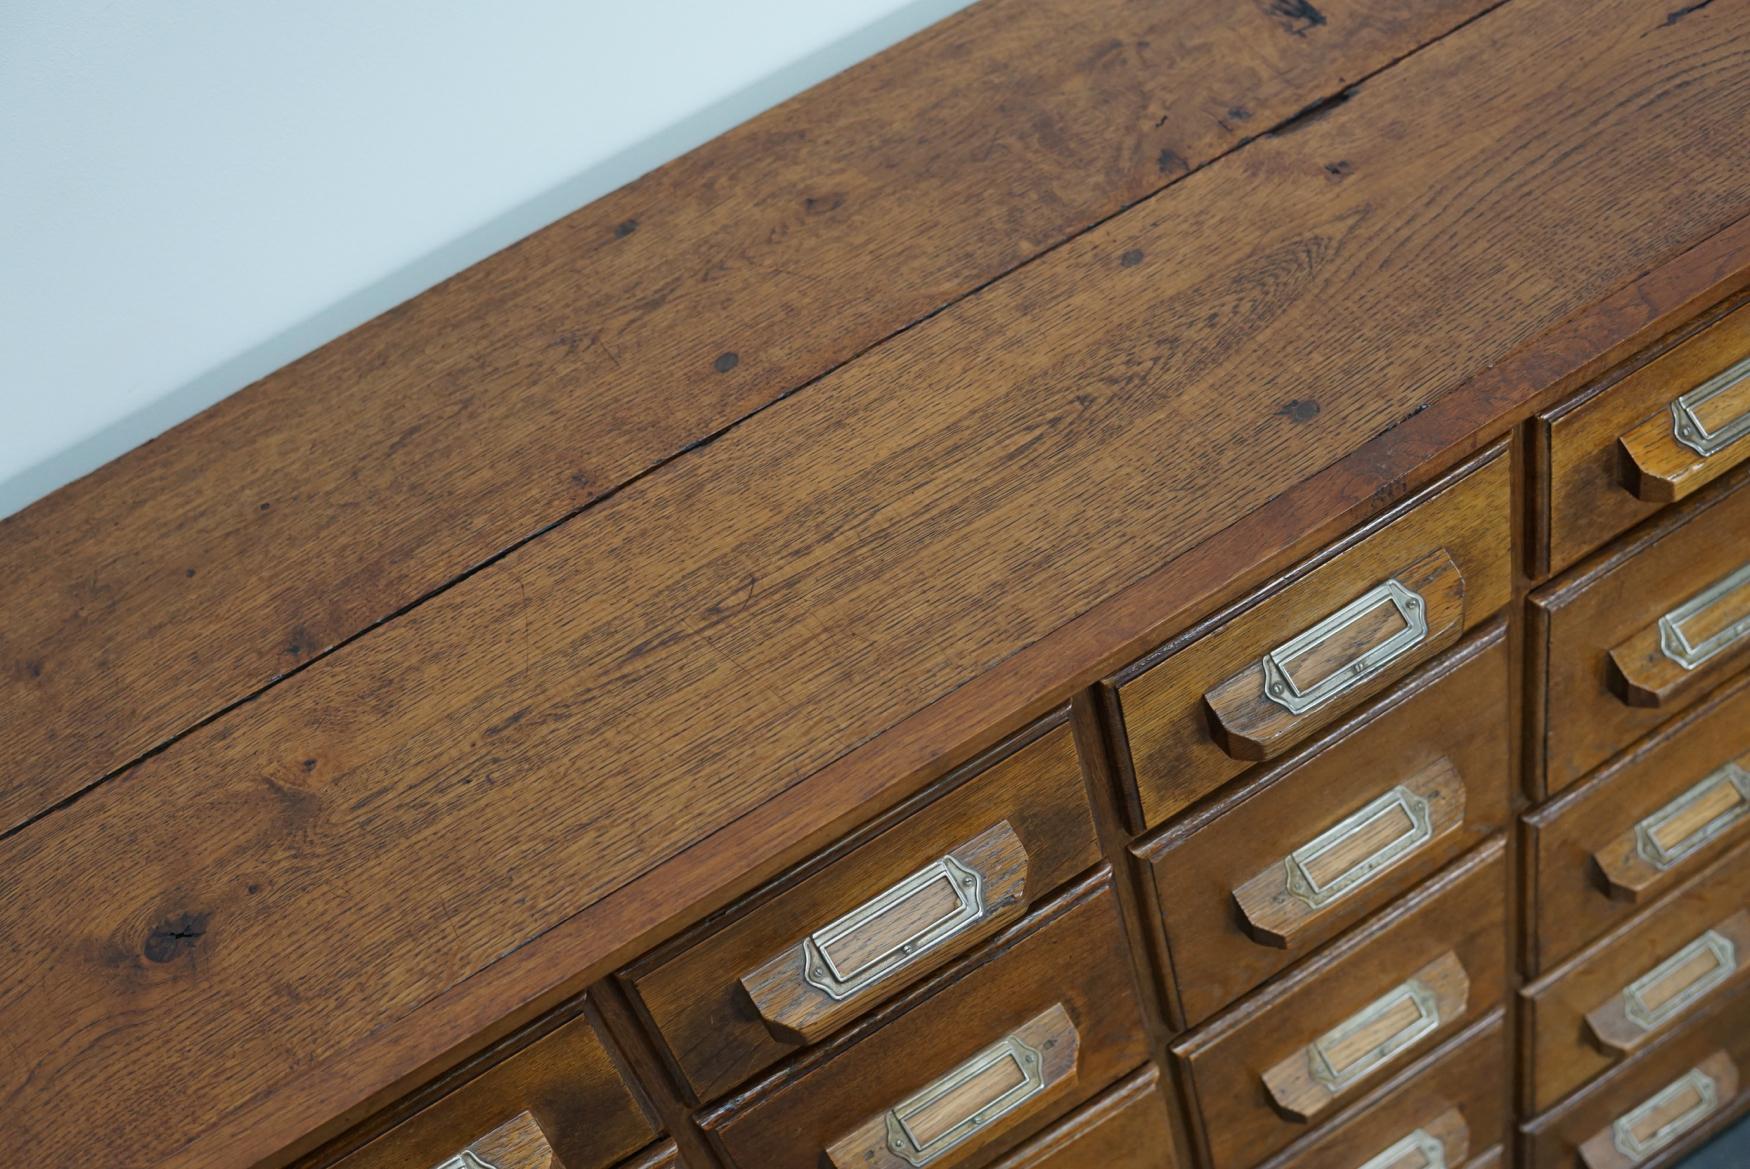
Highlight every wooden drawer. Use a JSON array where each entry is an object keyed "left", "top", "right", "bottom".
[
  {"left": 1526, "top": 670, "right": 1750, "bottom": 974},
  {"left": 1108, "top": 444, "right": 1511, "bottom": 829},
  {"left": 1538, "top": 301, "right": 1750, "bottom": 576},
  {"left": 1139, "top": 622, "right": 1510, "bottom": 1027},
  {"left": 1175, "top": 840, "right": 1507, "bottom": 1169},
  {"left": 624, "top": 718, "right": 1099, "bottom": 1102},
  {"left": 1522, "top": 991, "right": 1750, "bottom": 1169},
  {"left": 702, "top": 874, "right": 1147, "bottom": 1169},
  {"left": 1523, "top": 838, "right": 1750, "bottom": 1112},
  {"left": 989, "top": 1066, "right": 1182, "bottom": 1169},
  {"left": 326, "top": 1003, "right": 656, "bottom": 1169},
  {"left": 1255, "top": 1012, "right": 1505, "bottom": 1169},
  {"left": 1530, "top": 468, "right": 1750, "bottom": 796},
  {"left": 621, "top": 1145, "right": 680, "bottom": 1169}
]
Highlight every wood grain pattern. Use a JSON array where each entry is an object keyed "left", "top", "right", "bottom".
[
  {"left": 0, "top": 0, "right": 1502, "bottom": 837},
  {"left": 986, "top": 1066, "right": 1180, "bottom": 1169},
  {"left": 1582, "top": 910, "right": 1750, "bottom": 1059},
  {"left": 319, "top": 1008, "right": 654, "bottom": 1169},
  {"left": 1522, "top": 839, "right": 1750, "bottom": 1112},
  {"left": 625, "top": 719, "right": 1097, "bottom": 1104},
  {"left": 1254, "top": 1013, "right": 1505, "bottom": 1169},
  {"left": 1575, "top": 1050, "right": 1741, "bottom": 1169},
  {"left": 1523, "top": 989, "right": 1749, "bottom": 1169},
  {"left": 1141, "top": 622, "right": 1509, "bottom": 1025},
  {"left": 1260, "top": 951, "right": 1471, "bottom": 1125},
  {"left": 1539, "top": 301, "right": 1750, "bottom": 576},
  {"left": 430, "top": 1112, "right": 563, "bottom": 1169},
  {"left": 5, "top": 4, "right": 1750, "bottom": 1168},
  {"left": 739, "top": 820, "right": 1029, "bottom": 1049},
  {"left": 1531, "top": 463, "right": 1750, "bottom": 794},
  {"left": 1203, "top": 548, "right": 1467, "bottom": 763},
  {"left": 1619, "top": 365, "right": 1750, "bottom": 504},
  {"left": 1117, "top": 448, "right": 1510, "bottom": 827},
  {"left": 1176, "top": 840, "right": 1507, "bottom": 1169},
  {"left": 1525, "top": 670, "right": 1750, "bottom": 974},
  {"left": 702, "top": 875, "right": 1146, "bottom": 1169},
  {"left": 1233, "top": 757, "right": 1465, "bottom": 949},
  {"left": 823, "top": 1004, "right": 1079, "bottom": 1169}
]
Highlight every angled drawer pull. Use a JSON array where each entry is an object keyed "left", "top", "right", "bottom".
[
  {"left": 1619, "top": 354, "right": 1750, "bottom": 502},
  {"left": 1584, "top": 915, "right": 1748, "bottom": 1057},
  {"left": 1670, "top": 355, "right": 1750, "bottom": 457},
  {"left": 1578, "top": 1055, "right": 1740, "bottom": 1169},
  {"left": 1659, "top": 562, "right": 1750, "bottom": 671},
  {"left": 741, "top": 821, "right": 1028, "bottom": 1044},
  {"left": 1595, "top": 761, "right": 1750, "bottom": 901},
  {"left": 1261, "top": 951, "right": 1468, "bottom": 1123},
  {"left": 1205, "top": 549, "right": 1466, "bottom": 762},
  {"left": 1261, "top": 578, "right": 1429, "bottom": 716},
  {"left": 825, "top": 1004, "right": 1079, "bottom": 1169},
  {"left": 1608, "top": 562, "right": 1750, "bottom": 708},
  {"left": 1357, "top": 1129, "right": 1446, "bottom": 1169},
  {"left": 432, "top": 1113, "right": 562, "bottom": 1169},
  {"left": 1233, "top": 758, "right": 1463, "bottom": 948},
  {"left": 1356, "top": 1107, "right": 1469, "bottom": 1169}
]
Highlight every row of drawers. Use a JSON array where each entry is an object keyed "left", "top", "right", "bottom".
[{"left": 305, "top": 300, "right": 1750, "bottom": 1169}]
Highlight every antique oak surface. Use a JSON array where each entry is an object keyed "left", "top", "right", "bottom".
[{"left": 3, "top": 1, "right": 1749, "bottom": 1168}]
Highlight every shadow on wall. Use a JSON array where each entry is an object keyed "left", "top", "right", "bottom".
[{"left": 0, "top": 0, "right": 976, "bottom": 520}]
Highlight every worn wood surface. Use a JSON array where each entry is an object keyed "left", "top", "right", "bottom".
[
  {"left": 1141, "top": 623, "right": 1509, "bottom": 1025},
  {"left": 986, "top": 1066, "right": 1179, "bottom": 1169},
  {"left": 0, "top": 0, "right": 1500, "bottom": 836},
  {"left": 625, "top": 718, "right": 1096, "bottom": 1104},
  {"left": 4, "top": 3, "right": 1750, "bottom": 1169},
  {"left": 1522, "top": 839, "right": 1750, "bottom": 1112},
  {"left": 1525, "top": 670, "right": 1750, "bottom": 974},
  {"left": 1116, "top": 448, "right": 1510, "bottom": 827},
  {"left": 702, "top": 875, "right": 1146, "bottom": 1169},
  {"left": 1254, "top": 1014, "right": 1505, "bottom": 1169},
  {"left": 1175, "top": 840, "right": 1507, "bottom": 1169}
]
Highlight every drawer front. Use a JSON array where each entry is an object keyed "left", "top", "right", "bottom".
[
  {"left": 1111, "top": 446, "right": 1511, "bottom": 829},
  {"left": 329, "top": 1005, "right": 656, "bottom": 1169},
  {"left": 1140, "top": 623, "right": 1509, "bottom": 1026},
  {"left": 626, "top": 719, "right": 1099, "bottom": 1102},
  {"left": 1523, "top": 991, "right": 1750, "bottom": 1169},
  {"left": 1255, "top": 1012, "right": 1505, "bottom": 1169},
  {"left": 990, "top": 1066, "right": 1182, "bottom": 1169},
  {"left": 1524, "top": 839, "right": 1750, "bottom": 1112},
  {"left": 1175, "top": 840, "right": 1508, "bottom": 1169},
  {"left": 704, "top": 876, "right": 1147, "bottom": 1169},
  {"left": 1542, "top": 302, "right": 1750, "bottom": 576},
  {"left": 1527, "top": 671, "right": 1750, "bottom": 973},
  {"left": 1531, "top": 469, "right": 1750, "bottom": 796}
]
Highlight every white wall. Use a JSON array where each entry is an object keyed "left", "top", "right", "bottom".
[{"left": 0, "top": 0, "right": 976, "bottom": 518}]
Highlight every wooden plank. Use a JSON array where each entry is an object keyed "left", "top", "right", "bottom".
[
  {"left": 3, "top": 2, "right": 1750, "bottom": 1168},
  {"left": 0, "top": 0, "right": 1497, "bottom": 835}
]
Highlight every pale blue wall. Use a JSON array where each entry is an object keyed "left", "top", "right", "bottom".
[{"left": 0, "top": 0, "right": 976, "bottom": 517}]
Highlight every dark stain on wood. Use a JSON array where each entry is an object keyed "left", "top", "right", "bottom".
[
  {"left": 713, "top": 352, "right": 740, "bottom": 373},
  {"left": 1267, "top": 0, "right": 1328, "bottom": 36},
  {"left": 614, "top": 218, "right": 639, "bottom": 238},
  {"left": 143, "top": 911, "right": 209, "bottom": 964},
  {"left": 1120, "top": 249, "right": 1146, "bottom": 268},
  {"left": 1278, "top": 399, "right": 1322, "bottom": 422},
  {"left": 1662, "top": 0, "right": 1716, "bottom": 25}
]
